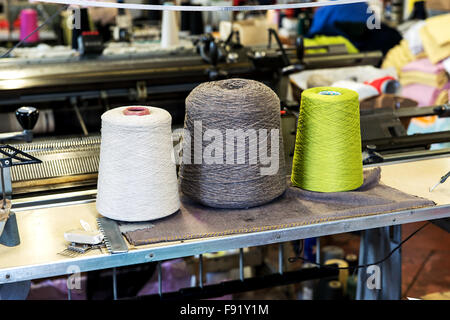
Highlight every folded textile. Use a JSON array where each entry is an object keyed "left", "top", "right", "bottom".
[
  {"left": 400, "top": 71, "right": 449, "bottom": 88},
  {"left": 401, "top": 58, "right": 445, "bottom": 74},
  {"left": 424, "top": 13, "right": 450, "bottom": 47},
  {"left": 401, "top": 82, "right": 450, "bottom": 106},
  {"left": 303, "top": 35, "right": 359, "bottom": 54},
  {"left": 403, "top": 20, "right": 426, "bottom": 55},
  {"left": 435, "top": 89, "right": 449, "bottom": 105},
  {"left": 420, "top": 24, "right": 450, "bottom": 64},
  {"left": 307, "top": 2, "right": 370, "bottom": 38},
  {"left": 382, "top": 40, "right": 416, "bottom": 74},
  {"left": 122, "top": 168, "right": 434, "bottom": 246},
  {"left": 290, "top": 65, "right": 397, "bottom": 92}
]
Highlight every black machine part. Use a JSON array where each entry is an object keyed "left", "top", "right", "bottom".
[
  {"left": 0, "top": 212, "right": 20, "bottom": 247},
  {"left": 130, "top": 265, "right": 338, "bottom": 300},
  {"left": 361, "top": 104, "right": 450, "bottom": 154},
  {"left": 78, "top": 32, "right": 105, "bottom": 56},
  {"left": 0, "top": 107, "right": 40, "bottom": 143},
  {"left": 15, "top": 106, "right": 39, "bottom": 131},
  {"left": 0, "top": 145, "right": 42, "bottom": 246},
  {"left": 196, "top": 34, "right": 228, "bottom": 80}
]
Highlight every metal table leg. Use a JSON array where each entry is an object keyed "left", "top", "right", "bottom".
[{"left": 112, "top": 267, "right": 117, "bottom": 300}]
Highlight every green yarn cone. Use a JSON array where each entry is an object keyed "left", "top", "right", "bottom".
[{"left": 291, "top": 87, "right": 363, "bottom": 192}]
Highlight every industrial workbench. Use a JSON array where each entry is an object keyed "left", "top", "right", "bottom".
[{"left": 0, "top": 156, "right": 449, "bottom": 297}]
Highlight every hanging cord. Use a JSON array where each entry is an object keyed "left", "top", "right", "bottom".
[
  {"left": 1, "top": 5, "right": 69, "bottom": 59},
  {"left": 288, "top": 222, "right": 431, "bottom": 272}
]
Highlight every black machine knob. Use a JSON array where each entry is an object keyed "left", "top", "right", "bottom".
[
  {"left": 208, "top": 40, "right": 219, "bottom": 67},
  {"left": 15, "top": 106, "right": 39, "bottom": 131},
  {"left": 295, "top": 36, "right": 305, "bottom": 63}
]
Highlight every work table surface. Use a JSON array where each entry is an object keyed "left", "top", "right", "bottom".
[{"left": 0, "top": 156, "right": 449, "bottom": 284}]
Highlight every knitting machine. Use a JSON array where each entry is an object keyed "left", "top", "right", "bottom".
[
  {"left": 3, "top": 32, "right": 449, "bottom": 204},
  {"left": 0, "top": 34, "right": 386, "bottom": 202}
]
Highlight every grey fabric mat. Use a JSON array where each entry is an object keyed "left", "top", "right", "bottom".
[{"left": 123, "top": 168, "right": 435, "bottom": 246}]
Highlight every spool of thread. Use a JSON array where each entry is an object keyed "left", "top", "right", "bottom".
[
  {"left": 96, "top": 106, "right": 180, "bottom": 221},
  {"left": 20, "top": 9, "right": 39, "bottom": 43},
  {"left": 321, "top": 245, "right": 345, "bottom": 262},
  {"left": 325, "top": 259, "right": 349, "bottom": 295},
  {"left": 179, "top": 78, "right": 286, "bottom": 209},
  {"left": 161, "top": 3, "right": 179, "bottom": 48},
  {"left": 322, "top": 280, "right": 344, "bottom": 300},
  {"left": 291, "top": 87, "right": 363, "bottom": 192},
  {"left": 365, "top": 76, "right": 401, "bottom": 95}
]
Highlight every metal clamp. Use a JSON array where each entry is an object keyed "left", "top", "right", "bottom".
[{"left": 0, "top": 145, "right": 41, "bottom": 244}]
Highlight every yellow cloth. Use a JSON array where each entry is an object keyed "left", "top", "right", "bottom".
[
  {"left": 382, "top": 40, "right": 416, "bottom": 74},
  {"left": 416, "top": 52, "right": 428, "bottom": 59},
  {"left": 325, "top": 259, "right": 349, "bottom": 294},
  {"left": 303, "top": 35, "right": 359, "bottom": 55},
  {"left": 420, "top": 25, "right": 450, "bottom": 64},
  {"left": 400, "top": 71, "right": 449, "bottom": 88},
  {"left": 425, "top": 14, "right": 450, "bottom": 47},
  {"left": 434, "top": 89, "right": 449, "bottom": 105},
  {"left": 400, "top": 40, "right": 416, "bottom": 61},
  {"left": 421, "top": 291, "right": 450, "bottom": 300}
]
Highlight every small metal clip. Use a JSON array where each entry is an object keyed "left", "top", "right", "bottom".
[{"left": 59, "top": 242, "right": 104, "bottom": 258}]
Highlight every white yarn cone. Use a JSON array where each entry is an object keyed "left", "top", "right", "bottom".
[
  {"left": 96, "top": 106, "right": 180, "bottom": 222},
  {"left": 161, "top": 8, "right": 179, "bottom": 48}
]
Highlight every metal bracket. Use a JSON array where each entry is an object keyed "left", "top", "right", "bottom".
[
  {"left": 0, "top": 145, "right": 42, "bottom": 168},
  {"left": 0, "top": 145, "right": 42, "bottom": 244},
  {"left": 70, "top": 98, "right": 89, "bottom": 136}
]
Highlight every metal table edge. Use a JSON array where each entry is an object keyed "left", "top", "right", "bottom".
[{"left": 1, "top": 204, "right": 449, "bottom": 284}]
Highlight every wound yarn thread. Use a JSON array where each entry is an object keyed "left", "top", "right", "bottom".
[
  {"left": 179, "top": 78, "right": 286, "bottom": 209},
  {"left": 96, "top": 106, "right": 180, "bottom": 221},
  {"left": 291, "top": 87, "right": 363, "bottom": 192}
]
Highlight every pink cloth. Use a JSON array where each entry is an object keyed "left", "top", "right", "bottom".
[
  {"left": 401, "top": 58, "right": 445, "bottom": 74},
  {"left": 401, "top": 82, "right": 450, "bottom": 106},
  {"left": 20, "top": 9, "right": 39, "bottom": 43}
]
